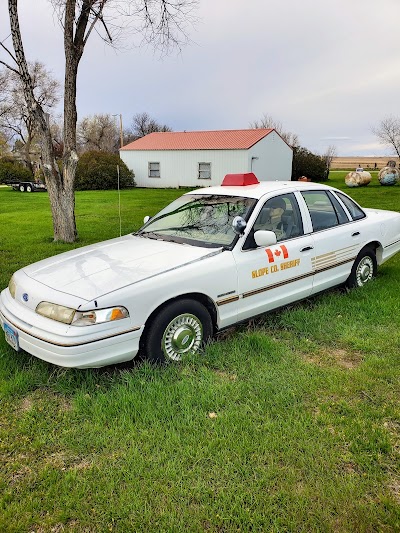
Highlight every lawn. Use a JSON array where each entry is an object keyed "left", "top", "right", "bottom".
[{"left": 0, "top": 174, "right": 399, "bottom": 532}]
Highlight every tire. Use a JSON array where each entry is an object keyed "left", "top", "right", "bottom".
[
  {"left": 26, "top": 185, "right": 32, "bottom": 192},
  {"left": 346, "top": 247, "right": 377, "bottom": 289},
  {"left": 144, "top": 299, "right": 213, "bottom": 363},
  {"left": 19, "top": 184, "right": 25, "bottom": 192}
]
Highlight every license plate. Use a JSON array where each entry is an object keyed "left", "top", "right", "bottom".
[{"left": 3, "top": 322, "right": 20, "bottom": 351}]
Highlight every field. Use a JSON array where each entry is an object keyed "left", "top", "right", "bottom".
[
  {"left": 331, "top": 157, "right": 400, "bottom": 170},
  {"left": 0, "top": 173, "right": 399, "bottom": 532}
]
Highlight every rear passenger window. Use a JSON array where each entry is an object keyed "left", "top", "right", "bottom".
[
  {"left": 301, "top": 191, "right": 340, "bottom": 232},
  {"left": 328, "top": 192, "right": 350, "bottom": 224},
  {"left": 335, "top": 192, "right": 366, "bottom": 220}
]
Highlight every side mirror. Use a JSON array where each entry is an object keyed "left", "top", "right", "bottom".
[
  {"left": 232, "top": 216, "right": 247, "bottom": 235},
  {"left": 143, "top": 215, "right": 150, "bottom": 224},
  {"left": 254, "top": 230, "right": 277, "bottom": 247}
]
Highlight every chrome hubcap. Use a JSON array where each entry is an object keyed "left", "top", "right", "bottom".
[
  {"left": 162, "top": 313, "right": 203, "bottom": 361},
  {"left": 356, "top": 257, "right": 373, "bottom": 286}
]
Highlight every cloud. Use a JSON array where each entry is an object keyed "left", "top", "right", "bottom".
[
  {"left": 1, "top": 0, "right": 400, "bottom": 156},
  {"left": 321, "top": 137, "right": 352, "bottom": 141}
]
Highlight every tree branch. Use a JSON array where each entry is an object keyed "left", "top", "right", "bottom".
[
  {"left": 0, "top": 59, "right": 20, "bottom": 75},
  {"left": 84, "top": 1, "right": 111, "bottom": 46},
  {"left": 0, "top": 40, "right": 18, "bottom": 65}
]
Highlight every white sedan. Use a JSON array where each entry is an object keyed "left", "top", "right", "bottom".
[{"left": 1, "top": 173, "right": 400, "bottom": 368}]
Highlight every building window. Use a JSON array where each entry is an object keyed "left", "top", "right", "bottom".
[
  {"left": 198, "top": 162, "right": 211, "bottom": 179},
  {"left": 149, "top": 162, "right": 160, "bottom": 178}
]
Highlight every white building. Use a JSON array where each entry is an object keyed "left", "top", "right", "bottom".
[{"left": 120, "top": 129, "right": 293, "bottom": 188}]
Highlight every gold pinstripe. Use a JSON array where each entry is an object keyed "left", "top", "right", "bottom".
[
  {"left": 216, "top": 295, "right": 240, "bottom": 306},
  {"left": 217, "top": 245, "right": 360, "bottom": 305}
]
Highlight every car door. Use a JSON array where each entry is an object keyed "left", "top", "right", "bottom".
[
  {"left": 233, "top": 192, "right": 314, "bottom": 323},
  {"left": 299, "top": 189, "right": 363, "bottom": 293}
]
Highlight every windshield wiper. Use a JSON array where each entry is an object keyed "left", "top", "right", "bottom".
[
  {"left": 138, "top": 231, "right": 187, "bottom": 245},
  {"left": 148, "top": 225, "right": 199, "bottom": 233},
  {"left": 137, "top": 231, "right": 163, "bottom": 240}
]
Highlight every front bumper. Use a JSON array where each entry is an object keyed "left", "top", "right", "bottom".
[{"left": 0, "top": 289, "right": 143, "bottom": 369}]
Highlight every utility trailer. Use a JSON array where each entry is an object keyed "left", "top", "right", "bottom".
[{"left": 5, "top": 180, "right": 47, "bottom": 193}]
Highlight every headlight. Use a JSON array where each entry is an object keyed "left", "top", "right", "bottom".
[
  {"left": 35, "top": 302, "right": 129, "bottom": 327},
  {"left": 71, "top": 306, "right": 129, "bottom": 327},
  {"left": 8, "top": 276, "right": 17, "bottom": 299},
  {"left": 36, "top": 302, "right": 76, "bottom": 324}
]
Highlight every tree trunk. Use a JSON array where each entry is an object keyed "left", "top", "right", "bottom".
[
  {"left": 36, "top": 111, "right": 77, "bottom": 242},
  {"left": 46, "top": 171, "right": 77, "bottom": 242},
  {"left": 9, "top": 0, "right": 78, "bottom": 243},
  {"left": 24, "top": 134, "right": 33, "bottom": 174}
]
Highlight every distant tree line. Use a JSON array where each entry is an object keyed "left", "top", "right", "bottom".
[
  {"left": 77, "top": 111, "right": 172, "bottom": 153},
  {"left": 0, "top": 62, "right": 169, "bottom": 189},
  {"left": 0, "top": 63, "right": 172, "bottom": 167}
]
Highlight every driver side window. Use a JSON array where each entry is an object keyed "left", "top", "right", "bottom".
[{"left": 243, "top": 193, "right": 304, "bottom": 250}]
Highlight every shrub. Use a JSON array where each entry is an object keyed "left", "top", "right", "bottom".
[
  {"left": 74, "top": 151, "right": 135, "bottom": 191},
  {"left": 291, "top": 147, "right": 327, "bottom": 181},
  {"left": 0, "top": 159, "right": 33, "bottom": 184}
]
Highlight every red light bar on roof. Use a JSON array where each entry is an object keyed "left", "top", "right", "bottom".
[{"left": 221, "top": 173, "right": 260, "bottom": 186}]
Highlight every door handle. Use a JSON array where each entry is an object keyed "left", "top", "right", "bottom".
[
  {"left": 300, "top": 246, "right": 314, "bottom": 252},
  {"left": 352, "top": 232, "right": 360, "bottom": 237}
]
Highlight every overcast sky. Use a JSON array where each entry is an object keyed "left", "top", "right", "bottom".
[{"left": 1, "top": 0, "right": 400, "bottom": 156}]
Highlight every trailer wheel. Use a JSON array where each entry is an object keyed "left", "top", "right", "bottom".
[
  {"left": 19, "top": 184, "right": 25, "bottom": 192},
  {"left": 26, "top": 184, "right": 32, "bottom": 193}
]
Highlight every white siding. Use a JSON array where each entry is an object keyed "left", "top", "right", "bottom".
[
  {"left": 121, "top": 149, "right": 249, "bottom": 188},
  {"left": 120, "top": 131, "right": 293, "bottom": 188},
  {"left": 248, "top": 131, "right": 293, "bottom": 181}
]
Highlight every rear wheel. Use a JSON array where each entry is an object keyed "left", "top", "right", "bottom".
[
  {"left": 26, "top": 184, "right": 32, "bottom": 192},
  {"left": 144, "top": 299, "right": 213, "bottom": 363},
  {"left": 347, "top": 247, "right": 377, "bottom": 288},
  {"left": 19, "top": 184, "right": 25, "bottom": 192}
]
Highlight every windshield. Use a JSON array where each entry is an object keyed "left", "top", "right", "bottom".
[{"left": 137, "top": 194, "right": 257, "bottom": 248}]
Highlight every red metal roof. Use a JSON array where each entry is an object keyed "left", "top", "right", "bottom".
[{"left": 121, "top": 129, "right": 274, "bottom": 151}]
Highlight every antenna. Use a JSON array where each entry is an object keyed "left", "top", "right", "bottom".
[{"left": 117, "top": 164, "right": 122, "bottom": 237}]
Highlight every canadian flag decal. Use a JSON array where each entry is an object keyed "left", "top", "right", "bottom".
[{"left": 265, "top": 245, "right": 289, "bottom": 263}]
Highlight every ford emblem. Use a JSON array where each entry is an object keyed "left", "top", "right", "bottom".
[{"left": 22, "top": 293, "right": 29, "bottom": 302}]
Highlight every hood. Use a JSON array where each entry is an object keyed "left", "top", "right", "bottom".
[{"left": 23, "top": 235, "right": 221, "bottom": 301}]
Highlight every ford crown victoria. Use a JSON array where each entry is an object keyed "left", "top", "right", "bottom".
[{"left": 1, "top": 173, "right": 400, "bottom": 368}]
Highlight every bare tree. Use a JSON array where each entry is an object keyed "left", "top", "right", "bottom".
[
  {"left": 249, "top": 113, "right": 299, "bottom": 148},
  {"left": 126, "top": 111, "right": 172, "bottom": 142},
  {"left": 77, "top": 113, "right": 119, "bottom": 153},
  {"left": 0, "top": 69, "right": 9, "bottom": 114},
  {"left": 0, "top": 131, "right": 10, "bottom": 157},
  {"left": 372, "top": 116, "right": 400, "bottom": 158},
  {"left": 1, "top": 0, "right": 198, "bottom": 243},
  {"left": 322, "top": 144, "right": 336, "bottom": 179},
  {"left": 0, "top": 62, "right": 59, "bottom": 172},
  {"left": 0, "top": 71, "right": 10, "bottom": 152}
]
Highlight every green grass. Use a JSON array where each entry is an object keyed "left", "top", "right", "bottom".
[{"left": 0, "top": 176, "right": 399, "bottom": 532}]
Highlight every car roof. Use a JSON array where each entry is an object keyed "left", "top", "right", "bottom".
[{"left": 188, "top": 181, "right": 336, "bottom": 200}]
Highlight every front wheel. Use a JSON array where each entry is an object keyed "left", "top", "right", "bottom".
[
  {"left": 19, "top": 184, "right": 25, "bottom": 192},
  {"left": 144, "top": 299, "right": 213, "bottom": 363},
  {"left": 346, "top": 247, "right": 377, "bottom": 288},
  {"left": 26, "top": 185, "right": 32, "bottom": 192}
]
